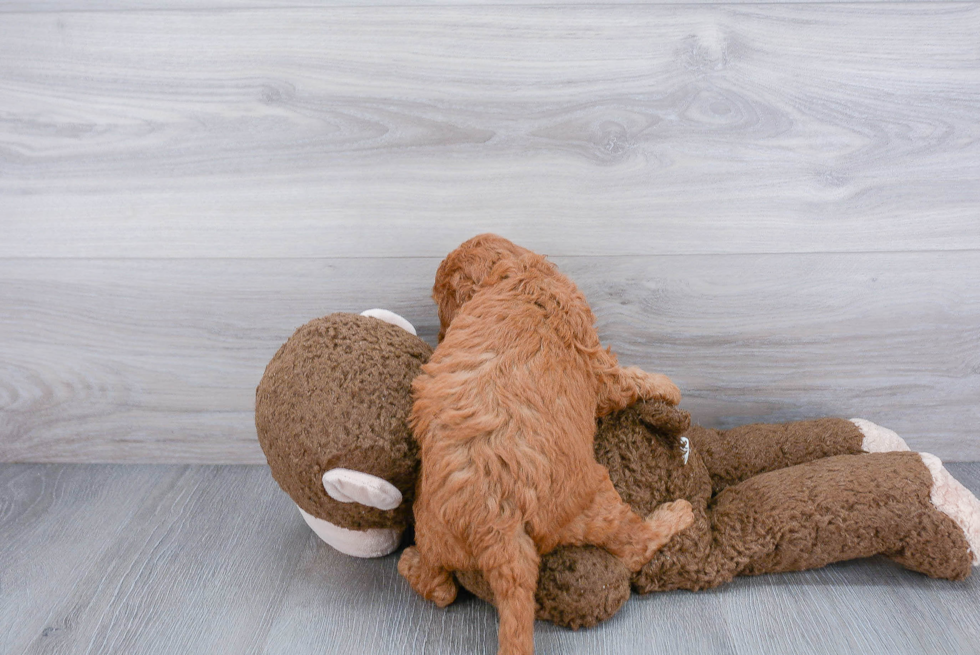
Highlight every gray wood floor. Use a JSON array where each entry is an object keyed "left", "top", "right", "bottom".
[{"left": 3, "top": 462, "right": 980, "bottom": 655}]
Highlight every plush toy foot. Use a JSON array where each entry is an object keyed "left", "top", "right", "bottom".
[
  {"left": 919, "top": 454, "right": 980, "bottom": 566},
  {"left": 850, "top": 418, "right": 911, "bottom": 453},
  {"left": 398, "top": 546, "right": 458, "bottom": 607}
]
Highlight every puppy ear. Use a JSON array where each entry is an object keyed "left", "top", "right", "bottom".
[
  {"left": 433, "top": 264, "right": 473, "bottom": 342},
  {"left": 432, "top": 235, "right": 532, "bottom": 341},
  {"left": 484, "top": 257, "right": 518, "bottom": 285},
  {"left": 432, "top": 252, "right": 513, "bottom": 341},
  {"left": 633, "top": 400, "right": 691, "bottom": 438}
]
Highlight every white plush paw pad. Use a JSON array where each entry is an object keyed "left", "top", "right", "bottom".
[
  {"left": 850, "top": 418, "right": 910, "bottom": 453},
  {"left": 298, "top": 507, "right": 402, "bottom": 558},
  {"left": 920, "top": 453, "right": 980, "bottom": 566},
  {"left": 322, "top": 468, "right": 403, "bottom": 511},
  {"left": 360, "top": 309, "right": 417, "bottom": 336}
]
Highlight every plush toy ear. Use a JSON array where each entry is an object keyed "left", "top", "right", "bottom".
[
  {"left": 322, "top": 468, "right": 404, "bottom": 511},
  {"left": 359, "top": 309, "right": 417, "bottom": 336},
  {"left": 633, "top": 400, "right": 691, "bottom": 438}
]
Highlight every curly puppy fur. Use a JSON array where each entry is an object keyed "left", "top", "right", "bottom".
[{"left": 398, "top": 234, "right": 693, "bottom": 655}]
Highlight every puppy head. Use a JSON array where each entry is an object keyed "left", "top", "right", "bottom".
[{"left": 433, "top": 233, "right": 534, "bottom": 341}]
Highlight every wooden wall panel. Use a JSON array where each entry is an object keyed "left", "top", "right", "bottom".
[
  {"left": 1, "top": 5, "right": 978, "bottom": 258},
  {"left": 0, "top": 0, "right": 938, "bottom": 11},
  {"left": 1, "top": 3, "right": 977, "bottom": 463},
  {"left": 2, "top": 253, "right": 977, "bottom": 463}
]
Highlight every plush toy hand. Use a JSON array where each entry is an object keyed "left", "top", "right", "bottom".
[
  {"left": 633, "top": 399, "right": 691, "bottom": 437},
  {"left": 456, "top": 546, "right": 632, "bottom": 630}
]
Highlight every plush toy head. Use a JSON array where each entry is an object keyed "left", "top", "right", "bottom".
[{"left": 255, "top": 310, "right": 432, "bottom": 557}]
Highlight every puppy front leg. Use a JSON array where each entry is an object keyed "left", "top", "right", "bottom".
[{"left": 595, "top": 350, "right": 681, "bottom": 415}]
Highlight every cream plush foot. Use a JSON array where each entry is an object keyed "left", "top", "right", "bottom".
[
  {"left": 850, "top": 418, "right": 911, "bottom": 453},
  {"left": 919, "top": 453, "right": 980, "bottom": 566}
]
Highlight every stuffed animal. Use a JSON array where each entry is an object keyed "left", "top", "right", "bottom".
[
  {"left": 255, "top": 309, "right": 980, "bottom": 629},
  {"left": 458, "top": 400, "right": 980, "bottom": 628}
]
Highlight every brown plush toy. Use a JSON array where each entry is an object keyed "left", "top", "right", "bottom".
[
  {"left": 255, "top": 309, "right": 980, "bottom": 629},
  {"left": 459, "top": 400, "right": 980, "bottom": 628}
]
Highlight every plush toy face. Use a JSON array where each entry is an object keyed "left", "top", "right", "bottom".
[{"left": 255, "top": 310, "right": 432, "bottom": 557}]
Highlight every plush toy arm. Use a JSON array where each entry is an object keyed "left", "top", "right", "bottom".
[
  {"left": 622, "top": 403, "right": 910, "bottom": 495},
  {"left": 690, "top": 418, "right": 876, "bottom": 494}
]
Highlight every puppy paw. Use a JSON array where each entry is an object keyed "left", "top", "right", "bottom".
[
  {"left": 632, "top": 369, "right": 681, "bottom": 405},
  {"left": 398, "top": 545, "right": 422, "bottom": 582},
  {"left": 429, "top": 578, "right": 458, "bottom": 608},
  {"left": 398, "top": 546, "right": 458, "bottom": 607},
  {"left": 630, "top": 499, "right": 695, "bottom": 568},
  {"left": 646, "top": 499, "right": 694, "bottom": 534}
]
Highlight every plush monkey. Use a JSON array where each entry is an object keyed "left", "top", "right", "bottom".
[
  {"left": 458, "top": 400, "right": 980, "bottom": 628},
  {"left": 255, "top": 310, "right": 980, "bottom": 629}
]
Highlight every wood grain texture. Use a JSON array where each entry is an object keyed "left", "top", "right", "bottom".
[
  {"left": 1, "top": 253, "right": 977, "bottom": 463},
  {"left": 0, "top": 0, "right": 940, "bottom": 12},
  {"left": 0, "top": 465, "right": 184, "bottom": 653},
  {"left": 2, "top": 463, "right": 980, "bottom": 655},
  {"left": 0, "top": 465, "right": 309, "bottom": 655},
  {"left": 1, "top": 4, "right": 978, "bottom": 257}
]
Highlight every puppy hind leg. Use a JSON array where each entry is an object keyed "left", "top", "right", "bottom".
[
  {"left": 398, "top": 546, "right": 458, "bottom": 608},
  {"left": 556, "top": 476, "right": 693, "bottom": 572},
  {"left": 478, "top": 530, "right": 540, "bottom": 655}
]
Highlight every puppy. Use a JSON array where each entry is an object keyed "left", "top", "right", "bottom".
[{"left": 399, "top": 234, "right": 693, "bottom": 655}]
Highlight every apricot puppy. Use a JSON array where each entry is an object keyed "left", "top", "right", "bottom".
[{"left": 399, "top": 234, "right": 693, "bottom": 655}]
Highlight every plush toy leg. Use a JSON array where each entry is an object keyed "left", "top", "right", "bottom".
[{"left": 633, "top": 452, "right": 975, "bottom": 593}]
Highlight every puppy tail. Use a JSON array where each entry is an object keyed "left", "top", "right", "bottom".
[{"left": 480, "top": 530, "right": 540, "bottom": 655}]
